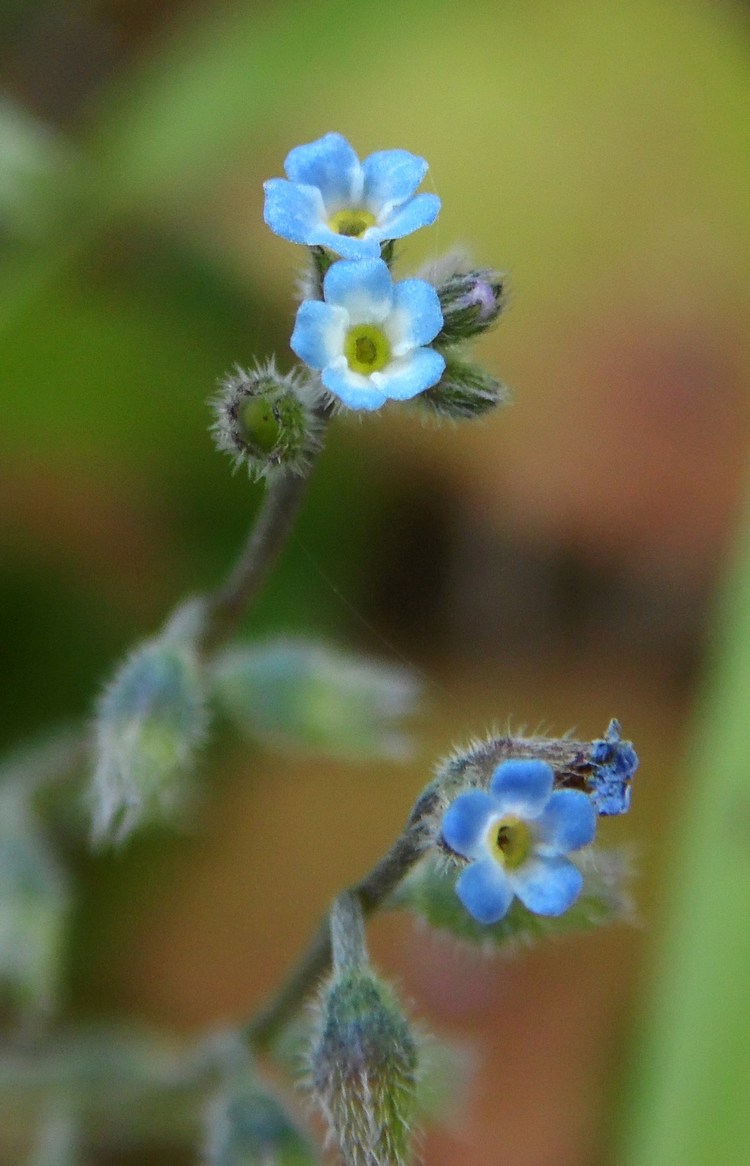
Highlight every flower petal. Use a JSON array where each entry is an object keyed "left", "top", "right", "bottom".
[
  {"left": 456, "top": 858, "right": 514, "bottom": 924},
  {"left": 489, "top": 759, "right": 554, "bottom": 817},
  {"left": 263, "top": 179, "right": 326, "bottom": 245},
  {"left": 307, "top": 228, "right": 383, "bottom": 260},
  {"left": 442, "top": 789, "right": 497, "bottom": 858},
  {"left": 371, "top": 348, "right": 445, "bottom": 401},
  {"left": 321, "top": 363, "right": 388, "bottom": 411},
  {"left": 323, "top": 258, "right": 393, "bottom": 323},
  {"left": 509, "top": 855, "right": 583, "bottom": 916},
  {"left": 379, "top": 192, "right": 441, "bottom": 240},
  {"left": 284, "top": 133, "right": 362, "bottom": 209},
  {"left": 290, "top": 301, "right": 347, "bottom": 370},
  {"left": 387, "top": 278, "right": 443, "bottom": 353},
  {"left": 362, "top": 149, "right": 428, "bottom": 216},
  {"left": 534, "top": 789, "right": 596, "bottom": 854}
]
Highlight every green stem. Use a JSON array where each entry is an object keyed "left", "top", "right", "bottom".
[{"left": 244, "top": 783, "right": 442, "bottom": 1052}]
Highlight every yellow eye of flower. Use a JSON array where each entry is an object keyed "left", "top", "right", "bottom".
[
  {"left": 328, "top": 209, "right": 377, "bottom": 238},
  {"left": 486, "top": 815, "right": 532, "bottom": 870},
  {"left": 344, "top": 325, "right": 391, "bottom": 375}
]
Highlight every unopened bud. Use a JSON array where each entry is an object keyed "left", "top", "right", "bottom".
[
  {"left": 211, "top": 638, "right": 419, "bottom": 761},
  {"left": 420, "top": 253, "right": 506, "bottom": 346},
  {"left": 419, "top": 356, "right": 510, "bottom": 420},
  {"left": 210, "top": 359, "right": 322, "bottom": 481},
  {"left": 90, "top": 612, "right": 208, "bottom": 844},
  {"left": 310, "top": 896, "right": 418, "bottom": 1166}
]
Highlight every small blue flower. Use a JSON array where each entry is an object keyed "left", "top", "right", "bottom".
[
  {"left": 290, "top": 258, "right": 445, "bottom": 411},
  {"left": 263, "top": 132, "right": 441, "bottom": 259},
  {"left": 441, "top": 759, "right": 597, "bottom": 924},
  {"left": 588, "top": 719, "right": 638, "bottom": 815}
]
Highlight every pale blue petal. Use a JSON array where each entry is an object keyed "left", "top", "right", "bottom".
[
  {"left": 456, "top": 858, "right": 514, "bottom": 924},
  {"left": 509, "top": 855, "right": 583, "bottom": 916},
  {"left": 442, "top": 789, "right": 497, "bottom": 858},
  {"left": 290, "top": 301, "right": 347, "bottom": 370},
  {"left": 321, "top": 365, "right": 387, "bottom": 411},
  {"left": 284, "top": 133, "right": 362, "bottom": 208},
  {"left": 263, "top": 179, "right": 326, "bottom": 244},
  {"left": 489, "top": 759, "right": 554, "bottom": 818},
  {"left": 389, "top": 279, "right": 443, "bottom": 350},
  {"left": 380, "top": 192, "right": 441, "bottom": 240},
  {"left": 323, "top": 258, "right": 393, "bottom": 322},
  {"left": 371, "top": 348, "right": 445, "bottom": 401},
  {"left": 306, "top": 228, "right": 383, "bottom": 260},
  {"left": 362, "top": 149, "right": 428, "bottom": 214},
  {"left": 534, "top": 790, "right": 596, "bottom": 854}
]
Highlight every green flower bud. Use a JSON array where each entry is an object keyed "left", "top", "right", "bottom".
[
  {"left": 205, "top": 1081, "right": 316, "bottom": 1166},
  {"left": 418, "top": 355, "right": 510, "bottom": 420},
  {"left": 90, "top": 605, "right": 209, "bottom": 844},
  {"left": 210, "top": 359, "right": 323, "bottom": 481},
  {"left": 420, "top": 252, "right": 507, "bottom": 346},
  {"left": 211, "top": 638, "right": 419, "bottom": 761},
  {"left": 310, "top": 896, "right": 418, "bottom": 1166}
]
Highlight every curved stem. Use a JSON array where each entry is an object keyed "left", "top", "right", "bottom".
[{"left": 244, "top": 783, "right": 442, "bottom": 1053}]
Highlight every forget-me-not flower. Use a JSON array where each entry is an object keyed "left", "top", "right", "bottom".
[
  {"left": 263, "top": 132, "right": 440, "bottom": 259},
  {"left": 290, "top": 258, "right": 445, "bottom": 411},
  {"left": 588, "top": 718, "right": 638, "bottom": 816},
  {"left": 441, "top": 759, "right": 597, "bottom": 924}
]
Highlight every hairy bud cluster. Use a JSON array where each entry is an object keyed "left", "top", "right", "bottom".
[
  {"left": 210, "top": 359, "right": 323, "bottom": 481},
  {"left": 90, "top": 603, "right": 209, "bottom": 844},
  {"left": 309, "top": 895, "right": 419, "bottom": 1166},
  {"left": 419, "top": 355, "right": 510, "bottom": 420},
  {"left": 431, "top": 718, "right": 638, "bottom": 829}
]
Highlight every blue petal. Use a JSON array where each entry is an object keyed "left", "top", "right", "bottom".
[
  {"left": 456, "top": 858, "right": 514, "bottom": 924},
  {"left": 306, "top": 228, "right": 383, "bottom": 260},
  {"left": 290, "top": 301, "right": 347, "bottom": 370},
  {"left": 284, "top": 133, "right": 362, "bottom": 208},
  {"left": 379, "top": 192, "right": 441, "bottom": 240},
  {"left": 323, "top": 258, "right": 393, "bottom": 322},
  {"left": 362, "top": 149, "right": 428, "bottom": 214},
  {"left": 489, "top": 759, "right": 554, "bottom": 818},
  {"left": 321, "top": 365, "right": 387, "bottom": 411},
  {"left": 371, "top": 348, "right": 445, "bottom": 401},
  {"left": 389, "top": 279, "right": 443, "bottom": 351},
  {"left": 442, "top": 789, "right": 497, "bottom": 859},
  {"left": 508, "top": 855, "right": 583, "bottom": 916},
  {"left": 534, "top": 790, "right": 596, "bottom": 854},
  {"left": 263, "top": 179, "right": 326, "bottom": 245}
]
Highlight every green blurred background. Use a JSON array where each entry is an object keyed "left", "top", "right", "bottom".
[{"left": 2, "top": 0, "right": 750, "bottom": 1162}]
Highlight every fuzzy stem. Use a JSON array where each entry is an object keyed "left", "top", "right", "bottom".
[
  {"left": 198, "top": 398, "right": 332, "bottom": 656},
  {"left": 243, "top": 783, "right": 442, "bottom": 1053}
]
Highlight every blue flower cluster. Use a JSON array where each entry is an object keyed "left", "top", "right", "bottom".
[
  {"left": 442, "top": 759, "right": 597, "bottom": 924},
  {"left": 264, "top": 133, "right": 444, "bottom": 411}
]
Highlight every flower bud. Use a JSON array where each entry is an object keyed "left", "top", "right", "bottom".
[
  {"left": 418, "top": 355, "right": 510, "bottom": 420},
  {"left": 210, "top": 359, "right": 323, "bottom": 481},
  {"left": 90, "top": 611, "right": 208, "bottom": 844},
  {"left": 310, "top": 896, "right": 418, "bottom": 1166},
  {"left": 211, "top": 638, "right": 419, "bottom": 761},
  {"left": 420, "top": 252, "right": 506, "bottom": 346}
]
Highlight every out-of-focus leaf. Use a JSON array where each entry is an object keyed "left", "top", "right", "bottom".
[{"left": 619, "top": 503, "right": 750, "bottom": 1166}]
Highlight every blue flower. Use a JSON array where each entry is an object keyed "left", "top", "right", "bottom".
[
  {"left": 290, "top": 258, "right": 445, "bottom": 411},
  {"left": 263, "top": 133, "right": 441, "bottom": 259},
  {"left": 441, "top": 759, "right": 597, "bottom": 924},
  {"left": 588, "top": 718, "right": 638, "bottom": 815}
]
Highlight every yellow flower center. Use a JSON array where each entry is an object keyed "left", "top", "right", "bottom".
[
  {"left": 344, "top": 325, "right": 391, "bottom": 375},
  {"left": 486, "top": 815, "right": 532, "bottom": 870},
  {"left": 328, "top": 208, "right": 377, "bottom": 238}
]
